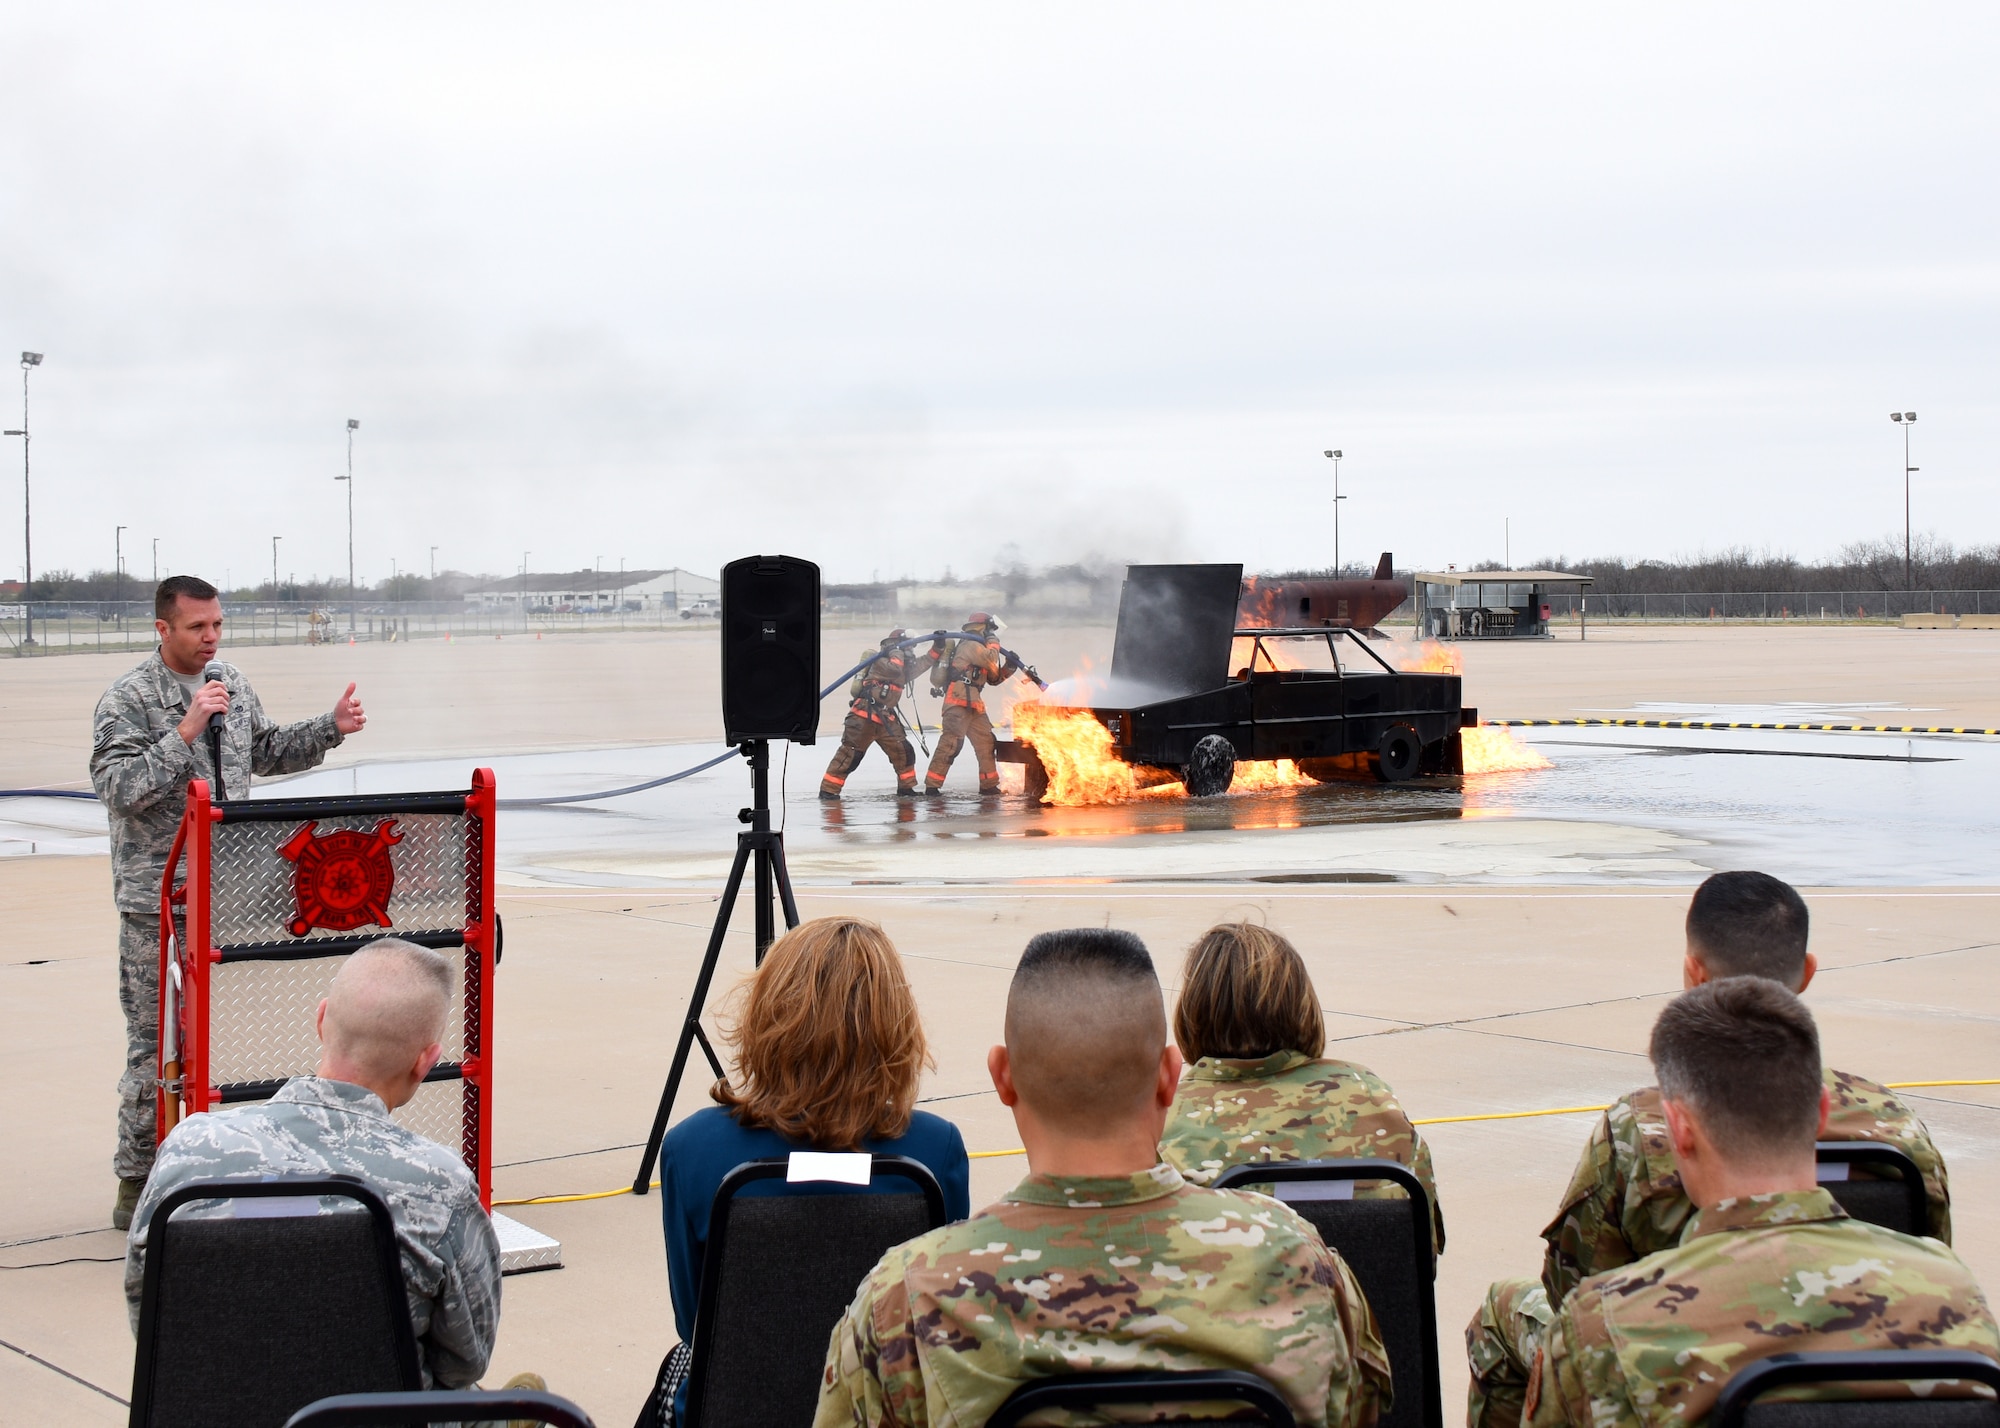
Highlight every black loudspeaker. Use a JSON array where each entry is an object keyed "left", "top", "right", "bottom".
[{"left": 721, "top": 555, "right": 821, "bottom": 745}]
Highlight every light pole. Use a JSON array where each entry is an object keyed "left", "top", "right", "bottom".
[
  {"left": 116, "top": 525, "right": 127, "bottom": 633},
  {"left": 334, "top": 418, "right": 359, "bottom": 633},
  {"left": 1323, "top": 449, "right": 1345, "bottom": 575},
  {"left": 595, "top": 555, "right": 602, "bottom": 617},
  {"left": 272, "top": 535, "right": 282, "bottom": 598},
  {"left": 3, "top": 351, "right": 43, "bottom": 649},
  {"left": 521, "top": 551, "right": 530, "bottom": 627},
  {"left": 1890, "top": 412, "right": 1917, "bottom": 593},
  {"left": 618, "top": 556, "right": 625, "bottom": 627},
  {"left": 429, "top": 545, "right": 438, "bottom": 581},
  {"left": 151, "top": 538, "right": 158, "bottom": 584}
]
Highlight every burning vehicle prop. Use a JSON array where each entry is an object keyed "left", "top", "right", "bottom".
[{"left": 995, "top": 563, "right": 1492, "bottom": 804}]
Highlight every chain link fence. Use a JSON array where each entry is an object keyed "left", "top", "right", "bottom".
[
  {"left": 0, "top": 598, "right": 727, "bottom": 654},
  {"left": 5, "top": 590, "right": 1999, "bottom": 654},
  {"left": 1540, "top": 590, "right": 2000, "bottom": 622}
]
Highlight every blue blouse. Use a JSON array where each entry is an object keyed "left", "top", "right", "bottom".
[{"left": 658, "top": 1105, "right": 972, "bottom": 1351}]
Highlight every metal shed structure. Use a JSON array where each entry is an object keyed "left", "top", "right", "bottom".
[{"left": 1414, "top": 570, "right": 1594, "bottom": 639}]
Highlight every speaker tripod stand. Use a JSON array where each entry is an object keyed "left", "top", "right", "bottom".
[{"left": 632, "top": 739, "right": 799, "bottom": 1194}]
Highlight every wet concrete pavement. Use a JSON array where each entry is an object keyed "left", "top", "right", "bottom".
[{"left": 14, "top": 710, "right": 1989, "bottom": 887}]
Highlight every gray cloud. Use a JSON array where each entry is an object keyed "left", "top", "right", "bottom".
[{"left": 1, "top": 2, "right": 1995, "bottom": 586}]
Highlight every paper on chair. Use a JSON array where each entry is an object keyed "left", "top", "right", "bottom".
[{"left": 789, "top": 1151, "right": 872, "bottom": 1185}]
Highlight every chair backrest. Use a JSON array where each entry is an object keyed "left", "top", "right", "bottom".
[
  {"left": 683, "top": 1154, "right": 949, "bottom": 1428},
  {"left": 1712, "top": 1350, "right": 2000, "bottom": 1428},
  {"left": 988, "top": 1370, "right": 1298, "bottom": 1428},
  {"left": 1214, "top": 1159, "right": 1440, "bottom": 1428},
  {"left": 1817, "top": 1143, "right": 1930, "bottom": 1238},
  {"left": 284, "top": 1389, "right": 596, "bottom": 1427},
  {"left": 130, "top": 1176, "right": 422, "bottom": 1428}
]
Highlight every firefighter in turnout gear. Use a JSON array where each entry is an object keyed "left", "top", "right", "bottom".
[
  {"left": 820, "top": 629, "right": 946, "bottom": 799},
  {"left": 924, "top": 613, "right": 1021, "bottom": 795}
]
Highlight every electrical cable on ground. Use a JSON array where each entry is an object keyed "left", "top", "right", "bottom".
[{"left": 489, "top": 1077, "right": 1999, "bottom": 1207}]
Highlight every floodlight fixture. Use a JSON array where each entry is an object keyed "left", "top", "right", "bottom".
[
  {"left": 1905, "top": 411, "right": 1916, "bottom": 422},
  {"left": 20, "top": 352, "right": 41, "bottom": 368}
]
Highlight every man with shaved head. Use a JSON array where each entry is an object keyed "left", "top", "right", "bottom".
[
  {"left": 816, "top": 928, "right": 1391, "bottom": 1428},
  {"left": 125, "top": 940, "right": 512, "bottom": 1396}
]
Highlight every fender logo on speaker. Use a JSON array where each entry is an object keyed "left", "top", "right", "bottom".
[{"left": 277, "top": 819, "right": 403, "bottom": 937}]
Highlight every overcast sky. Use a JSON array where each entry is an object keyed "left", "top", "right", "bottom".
[{"left": 2, "top": 4, "right": 1995, "bottom": 587}]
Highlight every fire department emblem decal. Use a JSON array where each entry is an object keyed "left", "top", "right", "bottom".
[{"left": 278, "top": 819, "right": 403, "bottom": 937}]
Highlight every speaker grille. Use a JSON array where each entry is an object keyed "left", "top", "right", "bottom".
[{"left": 720, "top": 555, "right": 821, "bottom": 744}]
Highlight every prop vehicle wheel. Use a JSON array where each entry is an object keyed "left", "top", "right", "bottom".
[
  {"left": 1022, "top": 751, "right": 1050, "bottom": 803},
  {"left": 1184, "top": 735, "right": 1236, "bottom": 797},
  {"left": 1375, "top": 724, "right": 1421, "bottom": 783}
]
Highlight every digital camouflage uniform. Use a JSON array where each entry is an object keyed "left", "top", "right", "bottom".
[
  {"left": 1466, "top": 1070, "right": 1956, "bottom": 1428},
  {"left": 1160, "top": 1051, "right": 1446, "bottom": 1254},
  {"left": 91, "top": 651, "right": 343, "bottom": 1179},
  {"left": 821, "top": 638, "right": 944, "bottom": 798},
  {"left": 814, "top": 1163, "right": 1392, "bottom": 1428},
  {"left": 1539, "top": 1070, "right": 1952, "bottom": 1305},
  {"left": 126, "top": 1076, "right": 501, "bottom": 1390},
  {"left": 1521, "top": 1189, "right": 1999, "bottom": 1428},
  {"left": 924, "top": 634, "right": 1018, "bottom": 794}
]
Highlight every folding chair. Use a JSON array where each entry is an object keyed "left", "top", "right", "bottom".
[
  {"left": 1817, "top": 1142, "right": 1931, "bottom": 1238},
  {"left": 1711, "top": 1349, "right": 2000, "bottom": 1428},
  {"left": 285, "top": 1389, "right": 596, "bottom": 1427},
  {"left": 129, "top": 1176, "right": 421, "bottom": 1428},
  {"left": 1215, "top": 1158, "right": 1441, "bottom": 1428},
  {"left": 681, "top": 1154, "right": 949, "bottom": 1428},
  {"left": 988, "top": 1369, "right": 1297, "bottom": 1428}
]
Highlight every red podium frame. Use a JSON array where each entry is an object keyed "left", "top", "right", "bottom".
[{"left": 157, "top": 769, "right": 499, "bottom": 1207}]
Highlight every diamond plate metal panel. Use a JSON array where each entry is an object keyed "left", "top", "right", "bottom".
[
  {"left": 209, "top": 953, "right": 468, "bottom": 1085},
  {"left": 210, "top": 812, "right": 472, "bottom": 950},
  {"left": 397, "top": 1077, "right": 472, "bottom": 1159}
]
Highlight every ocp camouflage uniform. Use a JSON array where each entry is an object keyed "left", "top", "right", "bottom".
[
  {"left": 1541, "top": 1069, "right": 1951, "bottom": 1305},
  {"left": 1522, "top": 1190, "right": 2000, "bottom": 1428},
  {"left": 1160, "top": 1051, "right": 1446, "bottom": 1254},
  {"left": 125, "top": 1076, "right": 501, "bottom": 1391},
  {"left": 91, "top": 651, "right": 343, "bottom": 1178},
  {"left": 814, "top": 1163, "right": 1392, "bottom": 1428},
  {"left": 924, "top": 635, "right": 1018, "bottom": 794},
  {"left": 822, "top": 640, "right": 944, "bottom": 798},
  {"left": 1466, "top": 1069, "right": 1956, "bottom": 1428}
]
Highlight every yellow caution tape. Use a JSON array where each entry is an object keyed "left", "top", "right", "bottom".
[
  {"left": 1496, "top": 718, "right": 2000, "bottom": 736},
  {"left": 491, "top": 1079, "right": 1997, "bottom": 1206}
]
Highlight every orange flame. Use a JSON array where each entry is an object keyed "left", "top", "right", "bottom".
[
  {"left": 1228, "top": 759, "right": 1317, "bottom": 793},
  {"left": 1012, "top": 703, "right": 1148, "bottom": 805},
  {"left": 1012, "top": 701, "right": 1317, "bottom": 806},
  {"left": 1396, "top": 640, "right": 1463, "bottom": 675},
  {"left": 1460, "top": 725, "right": 1552, "bottom": 774}
]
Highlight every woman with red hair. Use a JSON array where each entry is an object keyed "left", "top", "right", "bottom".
[{"left": 652, "top": 917, "right": 969, "bottom": 1423}]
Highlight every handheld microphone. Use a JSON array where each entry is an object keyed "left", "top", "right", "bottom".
[{"left": 203, "top": 662, "right": 227, "bottom": 734}]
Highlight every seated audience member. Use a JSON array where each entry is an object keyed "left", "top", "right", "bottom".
[
  {"left": 1502, "top": 978, "right": 1997, "bottom": 1428},
  {"left": 125, "top": 939, "right": 524, "bottom": 1397},
  {"left": 815, "top": 928, "right": 1392, "bottom": 1428},
  {"left": 1542, "top": 871, "right": 1950, "bottom": 1304},
  {"left": 656, "top": 918, "right": 971, "bottom": 1424},
  {"left": 1160, "top": 921, "right": 1445, "bottom": 1251},
  {"left": 1467, "top": 871, "right": 1955, "bottom": 1428}
]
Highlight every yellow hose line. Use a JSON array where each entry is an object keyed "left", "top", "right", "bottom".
[
  {"left": 491, "top": 1079, "right": 1997, "bottom": 1207},
  {"left": 1414, "top": 1104, "right": 1608, "bottom": 1126}
]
